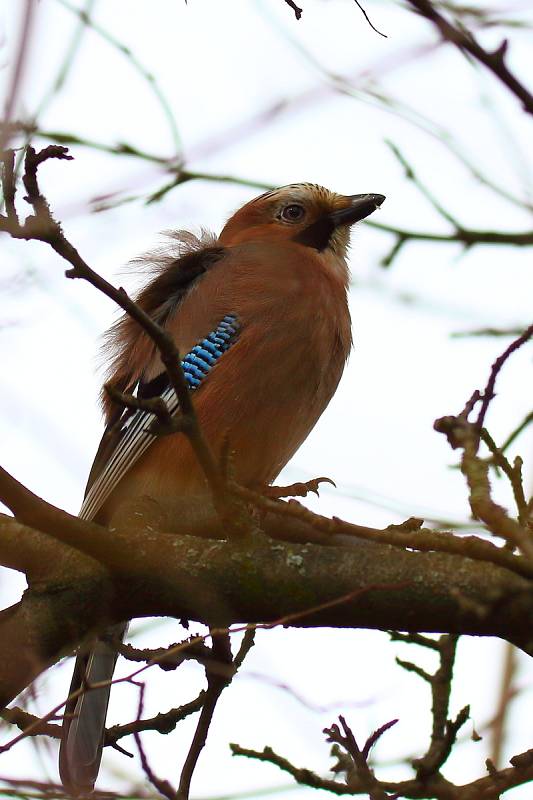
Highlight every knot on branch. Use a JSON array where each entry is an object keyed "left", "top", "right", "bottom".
[{"left": 433, "top": 414, "right": 474, "bottom": 449}]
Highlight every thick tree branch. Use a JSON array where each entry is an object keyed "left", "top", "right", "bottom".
[
  {"left": 1, "top": 486, "right": 532, "bottom": 713},
  {"left": 0, "top": 517, "right": 111, "bottom": 709}
]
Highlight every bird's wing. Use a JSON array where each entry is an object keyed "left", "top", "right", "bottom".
[{"left": 79, "top": 314, "right": 240, "bottom": 521}]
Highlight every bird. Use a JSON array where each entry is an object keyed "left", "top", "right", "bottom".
[{"left": 59, "top": 183, "right": 385, "bottom": 794}]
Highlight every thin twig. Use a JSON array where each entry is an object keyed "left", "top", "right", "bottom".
[
  {"left": 105, "top": 693, "right": 206, "bottom": 745},
  {"left": 5, "top": 123, "right": 533, "bottom": 254},
  {"left": 283, "top": 0, "right": 302, "bottom": 19},
  {"left": 405, "top": 0, "right": 533, "bottom": 115},
  {"left": 0, "top": 0, "right": 36, "bottom": 152},
  {"left": 231, "top": 740, "right": 533, "bottom": 796},
  {"left": 490, "top": 643, "right": 517, "bottom": 769},
  {"left": 479, "top": 428, "right": 528, "bottom": 526},
  {"left": 475, "top": 323, "right": 533, "bottom": 433},
  {"left": 389, "top": 631, "right": 441, "bottom": 651},
  {"left": 500, "top": 410, "right": 533, "bottom": 455},
  {"left": 435, "top": 415, "right": 533, "bottom": 559},
  {"left": 0, "top": 707, "right": 60, "bottom": 739},
  {"left": 408, "top": 635, "right": 469, "bottom": 779},
  {"left": 176, "top": 632, "right": 232, "bottom": 800},
  {"left": 0, "top": 585, "right": 404, "bottom": 755},
  {"left": 112, "top": 637, "right": 218, "bottom": 672},
  {"left": 133, "top": 682, "right": 176, "bottom": 800},
  {"left": 386, "top": 140, "right": 461, "bottom": 227},
  {"left": 352, "top": 0, "right": 387, "bottom": 38},
  {"left": 451, "top": 327, "right": 528, "bottom": 339},
  {"left": 233, "top": 628, "right": 256, "bottom": 669},
  {"left": 324, "top": 716, "right": 390, "bottom": 799},
  {"left": 104, "top": 382, "right": 174, "bottom": 426},
  {"left": 57, "top": 0, "right": 181, "bottom": 155}
]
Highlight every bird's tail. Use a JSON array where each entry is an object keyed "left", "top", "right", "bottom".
[{"left": 59, "top": 624, "right": 127, "bottom": 795}]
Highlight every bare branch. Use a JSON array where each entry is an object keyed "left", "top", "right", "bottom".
[
  {"left": 0, "top": 0, "right": 36, "bottom": 152},
  {"left": 409, "top": 636, "right": 468, "bottom": 779},
  {"left": 105, "top": 693, "right": 205, "bottom": 746},
  {"left": 490, "top": 643, "right": 518, "bottom": 769},
  {"left": 352, "top": 0, "right": 387, "bottom": 38},
  {"left": 104, "top": 383, "right": 174, "bottom": 427},
  {"left": 405, "top": 0, "right": 533, "bottom": 115},
  {"left": 283, "top": 0, "right": 302, "bottom": 20},
  {"left": 324, "top": 716, "right": 391, "bottom": 799},
  {"left": 232, "top": 737, "right": 533, "bottom": 798},
  {"left": 435, "top": 416, "right": 533, "bottom": 560},
  {"left": 499, "top": 410, "right": 533, "bottom": 455},
  {"left": 451, "top": 327, "right": 529, "bottom": 339},
  {"left": 113, "top": 637, "right": 215, "bottom": 672},
  {"left": 475, "top": 323, "right": 533, "bottom": 434},
  {"left": 479, "top": 428, "right": 528, "bottom": 526},
  {"left": 133, "top": 682, "right": 176, "bottom": 800},
  {"left": 177, "top": 632, "right": 233, "bottom": 800},
  {"left": 0, "top": 707, "right": 60, "bottom": 739}
]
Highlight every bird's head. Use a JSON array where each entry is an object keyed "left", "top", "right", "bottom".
[{"left": 219, "top": 183, "right": 385, "bottom": 258}]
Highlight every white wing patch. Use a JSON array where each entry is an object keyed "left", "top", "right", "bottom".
[{"left": 79, "top": 384, "right": 178, "bottom": 521}]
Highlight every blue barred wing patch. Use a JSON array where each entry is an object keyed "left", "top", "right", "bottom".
[
  {"left": 181, "top": 315, "right": 239, "bottom": 388},
  {"left": 79, "top": 315, "right": 240, "bottom": 521}
]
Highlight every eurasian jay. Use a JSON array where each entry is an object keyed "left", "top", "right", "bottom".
[{"left": 59, "top": 183, "right": 385, "bottom": 794}]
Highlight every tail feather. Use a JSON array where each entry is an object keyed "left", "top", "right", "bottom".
[{"left": 60, "top": 625, "right": 127, "bottom": 795}]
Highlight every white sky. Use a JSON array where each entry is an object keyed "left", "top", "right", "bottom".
[{"left": 0, "top": 0, "right": 532, "bottom": 797}]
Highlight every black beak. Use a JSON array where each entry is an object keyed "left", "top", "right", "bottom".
[
  {"left": 329, "top": 193, "right": 386, "bottom": 227},
  {"left": 293, "top": 193, "right": 385, "bottom": 251}
]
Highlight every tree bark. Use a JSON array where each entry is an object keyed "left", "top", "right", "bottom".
[{"left": 1, "top": 504, "right": 531, "bottom": 710}]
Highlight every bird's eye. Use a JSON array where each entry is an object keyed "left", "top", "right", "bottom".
[{"left": 279, "top": 203, "right": 306, "bottom": 223}]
